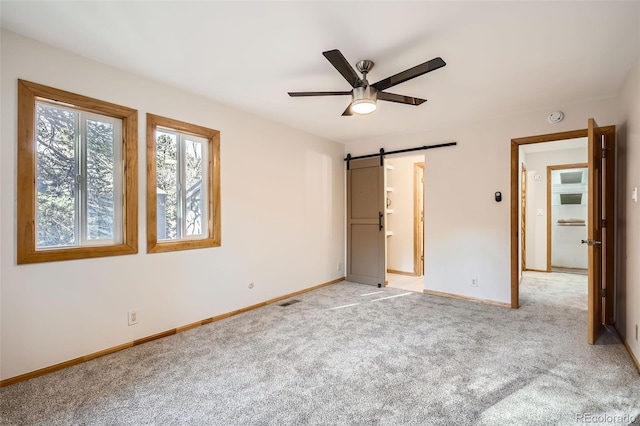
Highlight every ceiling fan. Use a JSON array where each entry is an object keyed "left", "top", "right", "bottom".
[{"left": 288, "top": 49, "right": 446, "bottom": 116}]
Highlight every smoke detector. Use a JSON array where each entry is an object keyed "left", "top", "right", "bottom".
[{"left": 548, "top": 111, "right": 564, "bottom": 123}]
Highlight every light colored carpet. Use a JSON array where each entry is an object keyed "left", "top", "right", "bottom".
[{"left": 1, "top": 272, "right": 639, "bottom": 425}]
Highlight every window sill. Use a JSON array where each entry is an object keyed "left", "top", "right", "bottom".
[{"left": 18, "top": 243, "right": 138, "bottom": 265}]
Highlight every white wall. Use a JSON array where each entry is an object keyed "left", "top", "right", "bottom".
[
  {"left": 386, "top": 155, "right": 424, "bottom": 274},
  {"left": 0, "top": 30, "right": 345, "bottom": 380},
  {"left": 522, "top": 148, "right": 587, "bottom": 271},
  {"left": 616, "top": 56, "right": 640, "bottom": 364},
  {"left": 345, "top": 98, "right": 618, "bottom": 304}
]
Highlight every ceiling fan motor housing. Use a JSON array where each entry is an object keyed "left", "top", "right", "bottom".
[{"left": 353, "top": 85, "right": 377, "bottom": 102}]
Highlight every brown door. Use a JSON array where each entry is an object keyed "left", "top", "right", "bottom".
[
  {"left": 347, "top": 157, "right": 386, "bottom": 286},
  {"left": 586, "top": 118, "right": 616, "bottom": 344}
]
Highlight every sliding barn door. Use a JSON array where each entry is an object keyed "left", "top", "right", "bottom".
[
  {"left": 347, "top": 157, "right": 386, "bottom": 286},
  {"left": 586, "top": 118, "right": 616, "bottom": 344}
]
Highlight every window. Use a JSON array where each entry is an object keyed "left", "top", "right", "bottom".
[
  {"left": 146, "top": 114, "right": 220, "bottom": 253},
  {"left": 36, "top": 102, "right": 123, "bottom": 247},
  {"left": 17, "top": 80, "right": 138, "bottom": 264}
]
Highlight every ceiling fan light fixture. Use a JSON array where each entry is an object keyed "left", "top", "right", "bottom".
[
  {"left": 351, "top": 86, "right": 377, "bottom": 115},
  {"left": 287, "top": 49, "right": 445, "bottom": 116},
  {"left": 352, "top": 99, "right": 377, "bottom": 114}
]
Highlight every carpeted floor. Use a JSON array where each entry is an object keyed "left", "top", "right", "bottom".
[{"left": 1, "top": 272, "right": 639, "bottom": 425}]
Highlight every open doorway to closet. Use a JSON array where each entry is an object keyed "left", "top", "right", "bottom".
[
  {"left": 548, "top": 163, "right": 589, "bottom": 274},
  {"left": 384, "top": 155, "right": 425, "bottom": 293}
]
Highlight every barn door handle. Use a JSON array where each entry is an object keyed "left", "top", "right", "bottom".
[
  {"left": 581, "top": 239, "right": 601, "bottom": 246},
  {"left": 379, "top": 212, "right": 384, "bottom": 231}
]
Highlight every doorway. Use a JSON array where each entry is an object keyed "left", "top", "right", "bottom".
[
  {"left": 547, "top": 163, "right": 588, "bottom": 274},
  {"left": 384, "top": 155, "right": 425, "bottom": 293},
  {"left": 521, "top": 163, "right": 527, "bottom": 271},
  {"left": 414, "top": 162, "right": 425, "bottom": 277},
  {"left": 510, "top": 121, "right": 616, "bottom": 344},
  {"left": 520, "top": 140, "right": 588, "bottom": 273}
]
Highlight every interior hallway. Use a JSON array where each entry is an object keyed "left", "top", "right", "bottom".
[{"left": 386, "top": 272, "right": 424, "bottom": 293}]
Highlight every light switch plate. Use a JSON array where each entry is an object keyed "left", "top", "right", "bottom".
[{"left": 632, "top": 187, "right": 638, "bottom": 203}]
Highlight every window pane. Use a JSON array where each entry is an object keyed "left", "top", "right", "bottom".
[
  {"left": 86, "top": 119, "right": 116, "bottom": 241},
  {"left": 184, "top": 138, "right": 204, "bottom": 236},
  {"left": 35, "top": 103, "right": 77, "bottom": 248},
  {"left": 156, "top": 131, "right": 178, "bottom": 240}
]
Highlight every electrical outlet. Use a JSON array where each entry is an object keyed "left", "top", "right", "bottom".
[
  {"left": 248, "top": 282, "right": 254, "bottom": 289},
  {"left": 337, "top": 262, "right": 341, "bottom": 271},
  {"left": 471, "top": 278, "right": 478, "bottom": 287},
  {"left": 128, "top": 309, "right": 138, "bottom": 326}
]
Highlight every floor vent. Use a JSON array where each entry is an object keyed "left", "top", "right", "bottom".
[{"left": 279, "top": 299, "right": 301, "bottom": 307}]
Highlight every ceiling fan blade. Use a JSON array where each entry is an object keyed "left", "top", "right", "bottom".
[
  {"left": 288, "top": 91, "right": 352, "bottom": 97},
  {"left": 323, "top": 49, "right": 361, "bottom": 88},
  {"left": 378, "top": 92, "right": 427, "bottom": 106},
  {"left": 342, "top": 103, "right": 353, "bottom": 116},
  {"left": 372, "top": 57, "right": 446, "bottom": 92}
]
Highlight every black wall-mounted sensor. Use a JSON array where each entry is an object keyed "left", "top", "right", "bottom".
[{"left": 495, "top": 191, "right": 502, "bottom": 202}]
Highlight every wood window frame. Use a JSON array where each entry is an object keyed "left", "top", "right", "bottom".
[
  {"left": 17, "top": 80, "right": 138, "bottom": 264},
  {"left": 146, "top": 113, "right": 221, "bottom": 253}
]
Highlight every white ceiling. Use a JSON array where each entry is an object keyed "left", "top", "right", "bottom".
[{"left": 1, "top": 1, "right": 638, "bottom": 144}]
